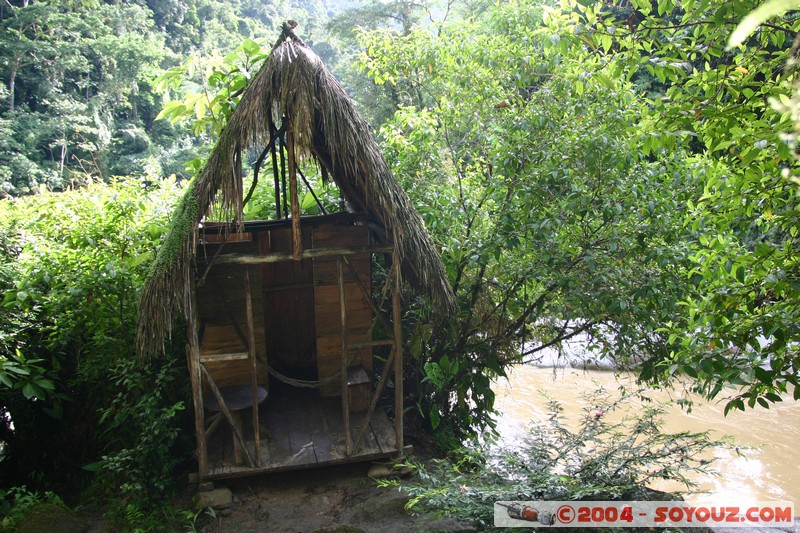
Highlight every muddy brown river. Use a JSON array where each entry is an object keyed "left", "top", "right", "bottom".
[{"left": 493, "top": 365, "right": 800, "bottom": 508}]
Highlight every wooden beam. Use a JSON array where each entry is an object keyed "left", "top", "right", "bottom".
[
  {"left": 186, "top": 278, "right": 207, "bottom": 479},
  {"left": 353, "top": 257, "right": 405, "bottom": 454},
  {"left": 338, "top": 257, "right": 353, "bottom": 455},
  {"left": 269, "top": 124, "right": 282, "bottom": 219},
  {"left": 212, "top": 245, "right": 393, "bottom": 265},
  {"left": 244, "top": 270, "right": 261, "bottom": 467},
  {"left": 287, "top": 130, "right": 302, "bottom": 261},
  {"left": 199, "top": 352, "right": 249, "bottom": 363},
  {"left": 392, "top": 256, "right": 404, "bottom": 454},
  {"left": 348, "top": 339, "right": 395, "bottom": 349}
]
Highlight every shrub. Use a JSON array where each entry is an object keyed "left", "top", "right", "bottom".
[
  {"left": 97, "top": 358, "right": 189, "bottom": 512},
  {"left": 0, "top": 177, "right": 190, "bottom": 498},
  {"left": 387, "top": 387, "right": 723, "bottom": 532},
  {"left": 0, "top": 485, "right": 67, "bottom": 530}
]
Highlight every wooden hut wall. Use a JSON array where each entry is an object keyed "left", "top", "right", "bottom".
[
  {"left": 196, "top": 218, "right": 374, "bottom": 397},
  {"left": 196, "top": 235, "right": 268, "bottom": 389}
]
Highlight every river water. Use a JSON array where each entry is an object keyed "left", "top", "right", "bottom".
[{"left": 493, "top": 364, "right": 800, "bottom": 508}]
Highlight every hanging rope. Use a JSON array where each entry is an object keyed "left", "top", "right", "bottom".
[{"left": 257, "top": 352, "right": 360, "bottom": 389}]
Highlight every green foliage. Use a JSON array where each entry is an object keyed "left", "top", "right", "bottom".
[
  {"left": 0, "top": 177, "right": 187, "bottom": 495},
  {"left": 542, "top": 0, "right": 800, "bottom": 409},
  {"left": 0, "top": 485, "right": 66, "bottom": 531},
  {"left": 356, "top": 0, "right": 800, "bottom": 432},
  {"left": 387, "top": 388, "right": 722, "bottom": 531},
  {"left": 358, "top": 2, "right": 702, "bottom": 438},
  {"left": 0, "top": 1, "right": 168, "bottom": 193},
  {"left": 0, "top": 3, "right": 797, "bottom": 519},
  {"left": 148, "top": 177, "right": 199, "bottom": 278},
  {"left": 0, "top": 0, "right": 331, "bottom": 196},
  {"left": 728, "top": 0, "right": 800, "bottom": 48},
  {"left": 98, "top": 358, "right": 188, "bottom": 523},
  {"left": 155, "top": 37, "right": 269, "bottom": 136},
  {"left": 0, "top": 349, "right": 61, "bottom": 413}
]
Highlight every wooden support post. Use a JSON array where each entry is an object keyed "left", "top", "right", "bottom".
[
  {"left": 186, "top": 280, "right": 207, "bottom": 479},
  {"left": 233, "top": 145, "right": 243, "bottom": 214},
  {"left": 338, "top": 256, "right": 353, "bottom": 455},
  {"left": 392, "top": 256, "right": 404, "bottom": 454},
  {"left": 280, "top": 133, "right": 288, "bottom": 218},
  {"left": 244, "top": 269, "right": 261, "bottom": 467},
  {"left": 270, "top": 127, "right": 281, "bottom": 219},
  {"left": 287, "top": 130, "right": 302, "bottom": 261}
]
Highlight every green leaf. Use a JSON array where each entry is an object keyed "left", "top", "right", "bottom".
[
  {"left": 727, "top": 0, "right": 800, "bottom": 49},
  {"left": 7, "top": 365, "right": 30, "bottom": 376},
  {"left": 82, "top": 462, "right": 102, "bottom": 473},
  {"left": 242, "top": 38, "right": 261, "bottom": 56},
  {"left": 34, "top": 378, "right": 55, "bottom": 391},
  {"left": 734, "top": 266, "right": 745, "bottom": 284},
  {"left": 423, "top": 362, "right": 445, "bottom": 388},
  {"left": 155, "top": 101, "right": 188, "bottom": 122},
  {"left": 301, "top": 191, "right": 317, "bottom": 212},
  {"left": 429, "top": 408, "right": 440, "bottom": 430},
  {"left": 22, "top": 382, "right": 37, "bottom": 399}
]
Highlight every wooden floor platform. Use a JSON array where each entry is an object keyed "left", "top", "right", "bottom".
[{"left": 205, "top": 384, "right": 398, "bottom": 479}]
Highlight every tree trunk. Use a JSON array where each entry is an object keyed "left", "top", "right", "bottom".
[
  {"left": 59, "top": 137, "right": 67, "bottom": 180},
  {"left": 8, "top": 55, "right": 20, "bottom": 112}
]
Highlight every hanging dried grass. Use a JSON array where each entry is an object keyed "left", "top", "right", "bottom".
[{"left": 136, "top": 25, "right": 456, "bottom": 361}]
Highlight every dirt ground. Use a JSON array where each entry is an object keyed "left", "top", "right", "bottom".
[{"left": 193, "top": 461, "right": 474, "bottom": 533}]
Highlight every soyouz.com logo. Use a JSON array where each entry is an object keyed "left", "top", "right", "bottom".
[{"left": 493, "top": 501, "right": 796, "bottom": 528}]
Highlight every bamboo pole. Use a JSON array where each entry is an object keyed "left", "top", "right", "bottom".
[
  {"left": 186, "top": 276, "right": 207, "bottom": 479},
  {"left": 244, "top": 269, "right": 261, "bottom": 467},
  {"left": 280, "top": 132, "right": 287, "bottom": 218},
  {"left": 338, "top": 257, "right": 353, "bottom": 455},
  {"left": 392, "top": 256, "right": 404, "bottom": 454},
  {"left": 287, "top": 130, "right": 302, "bottom": 261}
]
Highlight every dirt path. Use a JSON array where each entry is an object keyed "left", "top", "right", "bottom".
[{"left": 194, "top": 462, "right": 473, "bottom": 533}]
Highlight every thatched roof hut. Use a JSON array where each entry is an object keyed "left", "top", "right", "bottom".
[{"left": 136, "top": 24, "right": 457, "bottom": 361}]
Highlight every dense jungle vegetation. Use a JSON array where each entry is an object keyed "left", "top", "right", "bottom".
[{"left": 0, "top": 0, "right": 799, "bottom": 529}]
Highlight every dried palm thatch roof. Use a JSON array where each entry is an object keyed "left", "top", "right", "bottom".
[{"left": 136, "top": 24, "right": 457, "bottom": 360}]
